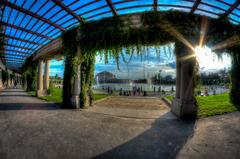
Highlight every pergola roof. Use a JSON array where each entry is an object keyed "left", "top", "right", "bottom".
[{"left": 1, "top": 0, "right": 240, "bottom": 70}]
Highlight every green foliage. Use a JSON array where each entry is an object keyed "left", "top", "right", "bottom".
[
  {"left": 165, "top": 93, "right": 238, "bottom": 117},
  {"left": 32, "top": 87, "right": 110, "bottom": 105},
  {"left": 21, "top": 55, "right": 37, "bottom": 91},
  {"left": 47, "top": 82, "right": 55, "bottom": 95},
  {"left": 79, "top": 53, "right": 95, "bottom": 108},
  {"left": 229, "top": 48, "right": 240, "bottom": 107},
  {"left": 62, "top": 29, "right": 79, "bottom": 108},
  {"left": 198, "top": 93, "right": 238, "bottom": 117},
  {"left": 10, "top": 73, "right": 15, "bottom": 80},
  {"left": 40, "top": 87, "right": 63, "bottom": 104},
  {"left": 78, "top": 11, "right": 239, "bottom": 57},
  {"left": 60, "top": 10, "right": 240, "bottom": 109},
  {"left": 2, "top": 70, "right": 8, "bottom": 85}
]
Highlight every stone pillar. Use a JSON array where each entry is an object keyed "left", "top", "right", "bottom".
[
  {"left": 71, "top": 64, "right": 81, "bottom": 109},
  {"left": 7, "top": 72, "right": 11, "bottom": 88},
  {"left": 70, "top": 45, "right": 81, "bottom": 108},
  {"left": 171, "top": 42, "right": 197, "bottom": 118},
  {"left": 37, "top": 60, "right": 44, "bottom": 97},
  {"left": 175, "top": 56, "right": 181, "bottom": 99},
  {"left": 43, "top": 59, "right": 50, "bottom": 91},
  {"left": 0, "top": 69, "right": 3, "bottom": 89}
]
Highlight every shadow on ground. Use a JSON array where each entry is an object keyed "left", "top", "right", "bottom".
[
  {"left": 93, "top": 112, "right": 196, "bottom": 159},
  {"left": 0, "top": 89, "right": 196, "bottom": 158},
  {"left": 0, "top": 103, "right": 59, "bottom": 110}
]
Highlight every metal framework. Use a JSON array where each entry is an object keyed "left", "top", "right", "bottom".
[
  {"left": 222, "top": 0, "right": 240, "bottom": 18},
  {"left": 1, "top": 0, "right": 240, "bottom": 69},
  {"left": 191, "top": 0, "right": 201, "bottom": 14}
]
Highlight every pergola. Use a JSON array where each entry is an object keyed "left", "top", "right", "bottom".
[
  {"left": 1, "top": 0, "right": 240, "bottom": 118},
  {"left": 1, "top": 0, "right": 240, "bottom": 70}
]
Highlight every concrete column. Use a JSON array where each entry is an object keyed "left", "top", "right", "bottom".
[
  {"left": 71, "top": 64, "right": 81, "bottom": 109},
  {"left": 37, "top": 60, "right": 44, "bottom": 97},
  {"left": 0, "top": 69, "right": 3, "bottom": 89},
  {"left": 172, "top": 42, "right": 197, "bottom": 118},
  {"left": 175, "top": 55, "right": 181, "bottom": 99},
  {"left": 70, "top": 45, "right": 81, "bottom": 108},
  {"left": 7, "top": 72, "right": 11, "bottom": 88},
  {"left": 43, "top": 59, "right": 50, "bottom": 91}
]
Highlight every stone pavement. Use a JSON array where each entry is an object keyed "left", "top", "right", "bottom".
[
  {"left": 89, "top": 96, "right": 173, "bottom": 119},
  {"left": 0, "top": 89, "right": 239, "bottom": 159}
]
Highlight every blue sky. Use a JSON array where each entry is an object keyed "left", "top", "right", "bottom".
[
  {"left": 4, "top": 0, "right": 239, "bottom": 68},
  {"left": 49, "top": 44, "right": 231, "bottom": 79}
]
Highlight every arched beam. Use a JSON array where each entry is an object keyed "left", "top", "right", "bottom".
[
  {"left": 190, "top": 0, "right": 201, "bottom": 14},
  {"left": 51, "top": 0, "right": 85, "bottom": 23},
  {"left": 3, "top": 35, "right": 42, "bottom": 46},
  {"left": 153, "top": 0, "right": 158, "bottom": 11},
  {"left": 0, "top": 56, "right": 26, "bottom": 60},
  {"left": 1, "top": 49, "right": 30, "bottom": 55},
  {"left": 106, "top": 0, "right": 118, "bottom": 16},
  {"left": 2, "top": 0, "right": 66, "bottom": 31},
  {"left": 222, "top": 0, "right": 240, "bottom": 18},
  {"left": 2, "top": 22, "right": 52, "bottom": 40},
  {"left": 2, "top": 43, "right": 35, "bottom": 51}
]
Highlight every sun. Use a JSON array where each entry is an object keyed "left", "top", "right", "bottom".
[
  {"left": 194, "top": 45, "right": 231, "bottom": 71},
  {"left": 194, "top": 45, "right": 216, "bottom": 65}
]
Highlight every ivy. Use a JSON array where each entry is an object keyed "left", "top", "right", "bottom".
[
  {"left": 21, "top": 55, "right": 38, "bottom": 91},
  {"left": 62, "top": 29, "right": 79, "bottom": 108},
  {"left": 229, "top": 47, "right": 240, "bottom": 107},
  {"left": 2, "top": 70, "right": 8, "bottom": 86},
  {"left": 59, "top": 10, "right": 240, "bottom": 108}
]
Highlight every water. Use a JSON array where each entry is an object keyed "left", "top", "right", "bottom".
[
  {"left": 93, "top": 83, "right": 229, "bottom": 95},
  {"left": 93, "top": 83, "right": 175, "bottom": 92}
]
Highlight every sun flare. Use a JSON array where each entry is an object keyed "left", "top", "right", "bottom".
[
  {"left": 194, "top": 45, "right": 231, "bottom": 70},
  {"left": 194, "top": 46, "right": 213, "bottom": 63}
]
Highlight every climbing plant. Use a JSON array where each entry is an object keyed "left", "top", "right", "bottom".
[
  {"left": 60, "top": 10, "right": 240, "bottom": 108},
  {"left": 21, "top": 55, "right": 38, "bottom": 91},
  {"left": 229, "top": 47, "right": 240, "bottom": 107},
  {"left": 62, "top": 29, "right": 79, "bottom": 108},
  {"left": 2, "top": 69, "right": 8, "bottom": 86},
  {"left": 79, "top": 52, "right": 95, "bottom": 108}
]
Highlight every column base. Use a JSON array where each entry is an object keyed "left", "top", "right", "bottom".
[
  {"left": 37, "top": 89, "right": 47, "bottom": 97},
  {"left": 71, "top": 96, "right": 80, "bottom": 109},
  {"left": 171, "top": 98, "right": 197, "bottom": 118}
]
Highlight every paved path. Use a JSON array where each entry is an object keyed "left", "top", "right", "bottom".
[
  {"left": 89, "top": 96, "right": 172, "bottom": 119},
  {"left": 0, "top": 89, "right": 239, "bottom": 159}
]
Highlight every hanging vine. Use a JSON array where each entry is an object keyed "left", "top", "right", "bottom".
[
  {"left": 59, "top": 10, "right": 240, "bottom": 108},
  {"left": 22, "top": 55, "right": 38, "bottom": 91},
  {"left": 62, "top": 29, "right": 79, "bottom": 108}
]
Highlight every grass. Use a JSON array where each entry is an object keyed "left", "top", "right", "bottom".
[
  {"left": 29, "top": 88, "right": 238, "bottom": 117},
  {"left": 28, "top": 87, "right": 111, "bottom": 104},
  {"left": 165, "top": 93, "right": 239, "bottom": 117}
]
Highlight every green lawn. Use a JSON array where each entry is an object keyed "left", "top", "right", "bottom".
[
  {"left": 165, "top": 93, "right": 239, "bottom": 117},
  {"left": 28, "top": 87, "right": 111, "bottom": 104},
  {"left": 29, "top": 88, "right": 238, "bottom": 117}
]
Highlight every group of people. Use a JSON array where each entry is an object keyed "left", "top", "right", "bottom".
[{"left": 119, "top": 87, "right": 143, "bottom": 96}]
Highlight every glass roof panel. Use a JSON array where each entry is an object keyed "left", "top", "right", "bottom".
[
  {"left": 75, "top": 0, "right": 108, "bottom": 15},
  {"left": 220, "top": 0, "right": 237, "bottom": 5},
  {"left": 198, "top": 4, "right": 225, "bottom": 14},
  {"left": 87, "top": 12, "right": 113, "bottom": 21},
  {"left": 14, "top": 0, "right": 24, "bottom": 6},
  {"left": 229, "top": 13, "right": 240, "bottom": 22},
  {"left": 201, "top": 0, "right": 230, "bottom": 10},
  {"left": 159, "top": 0, "right": 193, "bottom": 6},
  {"left": 118, "top": 6, "right": 153, "bottom": 15},
  {"left": 2, "top": 0, "right": 240, "bottom": 69},
  {"left": 195, "top": 10, "right": 219, "bottom": 18}
]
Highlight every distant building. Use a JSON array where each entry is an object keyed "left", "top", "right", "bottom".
[{"left": 95, "top": 71, "right": 116, "bottom": 83}]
